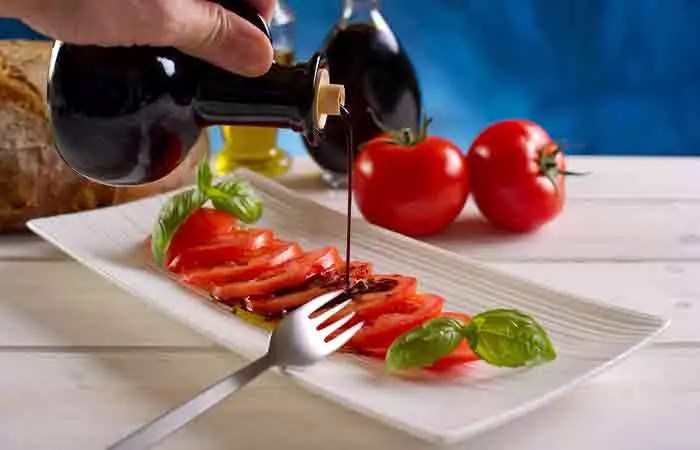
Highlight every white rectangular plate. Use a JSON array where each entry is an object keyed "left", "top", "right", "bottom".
[{"left": 27, "top": 169, "right": 668, "bottom": 445}]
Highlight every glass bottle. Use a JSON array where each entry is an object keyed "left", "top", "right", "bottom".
[
  {"left": 215, "top": 0, "right": 297, "bottom": 178},
  {"left": 45, "top": 1, "right": 345, "bottom": 187},
  {"left": 303, "top": 0, "right": 423, "bottom": 188}
]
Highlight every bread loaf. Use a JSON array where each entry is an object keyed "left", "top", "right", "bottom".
[
  {"left": 0, "top": 40, "right": 210, "bottom": 231},
  {"left": 0, "top": 40, "right": 51, "bottom": 98}
]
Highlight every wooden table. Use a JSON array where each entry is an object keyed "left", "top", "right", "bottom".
[{"left": 1, "top": 156, "right": 698, "bottom": 450}]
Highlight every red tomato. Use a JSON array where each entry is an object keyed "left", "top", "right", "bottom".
[
  {"left": 346, "top": 294, "right": 444, "bottom": 349},
  {"left": 180, "top": 241, "right": 304, "bottom": 288},
  {"left": 355, "top": 311, "right": 479, "bottom": 370},
  {"left": 426, "top": 341, "right": 479, "bottom": 371},
  {"left": 167, "top": 208, "right": 239, "bottom": 263},
  {"left": 352, "top": 124, "right": 469, "bottom": 237},
  {"left": 168, "top": 229, "right": 275, "bottom": 273},
  {"left": 426, "top": 311, "right": 479, "bottom": 371},
  {"left": 211, "top": 246, "right": 343, "bottom": 302},
  {"left": 347, "top": 275, "right": 419, "bottom": 319},
  {"left": 320, "top": 275, "right": 419, "bottom": 327},
  {"left": 466, "top": 119, "right": 566, "bottom": 232},
  {"left": 242, "top": 262, "right": 373, "bottom": 318}
]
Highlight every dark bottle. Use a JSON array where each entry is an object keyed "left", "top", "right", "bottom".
[
  {"left": 46, "top": 0, "right": 344, "bottom": 187},
  {"left": 303, "top": 0, "right": 422, "bottom": 188}
]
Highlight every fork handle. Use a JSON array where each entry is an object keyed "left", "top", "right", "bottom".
[{"left": 108, "top": 354, "right": 273, "bottom": 450}]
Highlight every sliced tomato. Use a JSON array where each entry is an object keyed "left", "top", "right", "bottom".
[
  {"left": 319, "top": 274, "right": 418, "bottom": 327},
  {"left": 167, "top": 208, "right": 239, "bottom": 263},
  {"left": 352, "top": 311, "right": 479, "bottom": 370},
  {"left": 425, "top": 312, "right": 479, "bottom": 370},
  {"left": 168, "top": 229, "right": 276, "bottom": 273},
  {"left": 345, "top": 293, "right": 444, "bottom": 349},
  {"left": 242, "top": 262, "right": 373, "bottom": 318},
  {"left": 357, "top": 341, "right": 479, "bottom": 371},
  {"left": 211, "top": 246, "right": 343, "bottom": 303},
  {"left": 349, "top": 275, "right": 419, "bottom": 320},
  {"left": 180, "top": 241, "right": 304, "bottom": 287},
  {"left": 426, "top": 341, "right": 480, "bottom": 371}
]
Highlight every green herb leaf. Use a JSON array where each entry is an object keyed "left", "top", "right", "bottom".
[
  {"left": 385, "top": 317, "right": 465, "bottom": 372},
  {"left": 463, "top": 309, "right": 556, "bottom": 368},
  {"left": 208, "top": 178, "right": 263, "bottom": 224},
  {"left": 150, "top": 188, "right": 207, "bottom": 267},
  {"left": 196, "top": 157, "right": 213, "bottom": 193}
]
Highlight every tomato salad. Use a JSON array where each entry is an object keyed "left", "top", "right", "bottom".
[{"left": 146, "top": 160, "right": 557, "bottom": 373}]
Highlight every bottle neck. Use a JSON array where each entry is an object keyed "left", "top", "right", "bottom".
[
  {"left": 193, "top": 62, "right": 314, "bottom": 134},
  {"left": 342, "top": 0, "right": 379, "bottom": 22},
  {"left": 192, "top": 54, "right": 342, "bottom": 142}
]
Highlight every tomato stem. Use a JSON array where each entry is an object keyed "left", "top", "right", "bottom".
[
  {"left": 365, "top": 107, "right": 432, "bottom": 148},
  {"left": 538, "top": 144, "right": 589, "bottom": 191}
]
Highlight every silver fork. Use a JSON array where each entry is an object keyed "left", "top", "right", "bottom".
[{"left": 108, "top": 290, "right": 360, "bottom": 450}]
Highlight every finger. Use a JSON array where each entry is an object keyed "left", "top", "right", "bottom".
[{"left": 173, "top": 0, "right": 273, "bottom": 76}]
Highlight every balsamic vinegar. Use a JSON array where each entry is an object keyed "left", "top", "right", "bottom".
[{"left": 340, "top": 105, "right": 353, "bottom": 289}]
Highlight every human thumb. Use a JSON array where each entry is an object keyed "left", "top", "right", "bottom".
[{"left": 174, "top": 0, "right": 273, "bottom": 76}]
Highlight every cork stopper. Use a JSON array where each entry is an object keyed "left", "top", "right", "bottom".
[{"left": 314, "top": 67, "right": 345, "bottom": 129}]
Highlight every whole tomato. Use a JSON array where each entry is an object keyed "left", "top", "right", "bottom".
[
  {"left": 466, "top": 119, "right": 568, "bottom": 233},
  {"left": 352, "top": 120, "right": 469, "bottom": 237}
]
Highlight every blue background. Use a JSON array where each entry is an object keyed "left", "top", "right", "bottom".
[{"left": 3, "top": 0, "right": 700, "bottom": 157}]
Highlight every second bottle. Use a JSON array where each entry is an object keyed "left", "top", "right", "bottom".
[{"left": 303, "top": 0, "right": 423, "bottom": 188}]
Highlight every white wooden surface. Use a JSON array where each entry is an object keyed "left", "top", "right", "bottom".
[{"left": 1, "top": 156, "right": 699, "bottom": 450}]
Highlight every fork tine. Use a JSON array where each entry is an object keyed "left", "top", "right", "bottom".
[
  {"left": 324, "top": 321, "right": 364, "bottom": 352},
  {"left": 310, "top": 298, "right": 353, "bottom": 326},
  {"left": 318, "top": 311, "right": 357, "bottom": 339},
  {"left": 297, "top": 289, "right": 346, "bottom": 317}
]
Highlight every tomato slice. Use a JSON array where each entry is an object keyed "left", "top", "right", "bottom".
[
  {"left": 357, "top": 341, "right": 479, "bottom": 370},
  {"left": 242, "top": 262, "right": 373, "bottom": 318},
  {"left": 211, "top": 246, "right": 343, "bottom": 303},
  {"left": 349, "top": 275, "right": 419, "bottom": 319},
  {"left": 422, "top": 311, "right": 479, "bottom": 370},
  {"left": 345, "top": 293, "right": 444, "bottom": 349},
  {"left": 426, "top": 341, "right": 480, "bottom": 371},
  {"left": 180, "top": 241, "right": 304, "bottom": 288},
  {"left": 168, "top": 229, "right": 275, "bottom": 273},
  {"left": 166, "top": 208, "right": 239, "bottom": 264},
  {"left": 353, "top": 311, "right": 479, "bottom": 370},
  {"left": 318, "top": 274, "right": 418, "bottom": 328}
]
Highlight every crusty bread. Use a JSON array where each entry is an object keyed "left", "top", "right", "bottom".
[
  {"left": 0, "top": 48, "right": 117, "bottom": 230},
  {"left": 0, "top": 40, "right": 51, "bottom": 100},
  {"left": 0, "top": 40, "right": 51, "bottom": 101},
  {"left": 0, "top": 40, "right": 209, "bottom": 231}
]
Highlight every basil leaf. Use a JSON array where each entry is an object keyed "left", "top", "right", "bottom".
[
  {"left": 463, "top": 309, "right": 556, "bottom": 368},
  {"left": 150, "top": 188, "right": 207, "bottom": 267},
  {"left": 385, "top": 317, "right": 465, "bottom": 372},
  {"left": 209, "top": 178, "right": 263, "bottom": 224},
  {"left": 196, "top": 157, "right": 213, "bottom": 193}
]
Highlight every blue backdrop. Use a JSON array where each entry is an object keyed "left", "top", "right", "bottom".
[{"left": 3, "top": 0, "right": 700, "bottom": 157}]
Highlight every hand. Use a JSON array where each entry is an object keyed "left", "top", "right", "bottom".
[{"left": 7, "top": 0, "right": 276, "bottom": 77}]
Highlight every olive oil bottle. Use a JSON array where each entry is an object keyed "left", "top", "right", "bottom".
[{"left": 215, "top": 1, "right": 297, "bottom": 178}]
